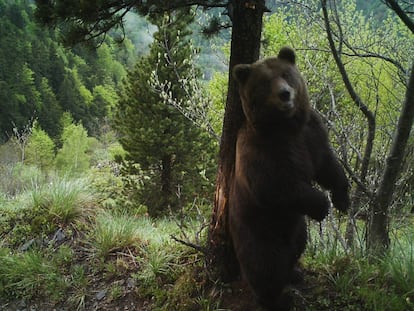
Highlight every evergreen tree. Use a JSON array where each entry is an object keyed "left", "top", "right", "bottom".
[
  {"left": 34, "top": 0, "right": 268, "bottom": 279},
  {"left": 114, "top": 8, "right": 216, "bottom": 216},
  {"left": 37, "top": 77, "right": 63, "bottom": 140},
  {"left": 0, "top": 1, "right": 135, "bottom": 142}
]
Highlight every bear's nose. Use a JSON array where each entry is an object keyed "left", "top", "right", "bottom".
[{"left": 279, "top": 89, "right": 291, "bottom": 102}]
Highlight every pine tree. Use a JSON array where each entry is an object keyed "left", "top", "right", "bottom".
[{"left": 114, "top": 8, "right": 216, "bottom": 216}]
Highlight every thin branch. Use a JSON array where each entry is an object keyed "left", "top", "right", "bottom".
[
  {"left": 384, "top": 0, "right": 414, "bottom": 34},
  {"left": 170, "top": 234, "right": 207, "bottom": 253},
  {"left": 328, "top": 207, "right": 348, "bottom": 252},
  {"left": 340, "top": 48, "right": 406, "bottom": 78},
  {"left": 321, "top": 0, "right": 376, "bottom": 187}
]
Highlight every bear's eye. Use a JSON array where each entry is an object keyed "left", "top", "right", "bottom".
[
  {"left": 281, "top": 72, "right": 296, "bottom": 86},
  {"left": 281, "top": 72, "right": 290, "bottom": 80}
]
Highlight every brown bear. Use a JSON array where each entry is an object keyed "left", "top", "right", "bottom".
[{"left": 229, "top": 47, "right": 349, "bottom": 311}]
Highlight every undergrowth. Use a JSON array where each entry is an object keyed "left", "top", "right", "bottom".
[{"left": 1, "top": 165, "right": 414, "bottom": 310}]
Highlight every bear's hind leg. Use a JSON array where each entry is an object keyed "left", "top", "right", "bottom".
[{"left": 237, "top": 243, "right": 294, "bottom": 311}]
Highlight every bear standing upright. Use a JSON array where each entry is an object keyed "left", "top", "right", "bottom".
[{"left": 229, "top": 47, "right": 349, "bottom": 310}]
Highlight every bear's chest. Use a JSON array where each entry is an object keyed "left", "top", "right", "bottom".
[{"left": 236, "top": 130, "right": 313, "bottom": 182}]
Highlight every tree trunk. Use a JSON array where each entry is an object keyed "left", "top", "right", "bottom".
[
  {"left": 368, "top": 62, "right": 414, "bottom": 254},
  {"left": 321, "top": 0, "right": 376, "bottom": 248},
  {"left": 207, "top": 0, "right": 266, "bottom": 281},
  {"left": 161, "top": 154, "right": 173, "bottom": 209}
]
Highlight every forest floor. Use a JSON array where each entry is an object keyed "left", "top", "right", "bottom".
[
  {"left": 1, "top": 173, "right": 413, "bottom": 311},
  {"left": 0, "top": 267, "right": 365, "bottom": 311},
  {"left": 0, "top": 224, "right": 367, "bottom": 311}
]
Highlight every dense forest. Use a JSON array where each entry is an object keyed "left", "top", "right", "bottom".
[
  {"left": 1, "top": 0, "right": 414, "bottom": 310},
  {"left": 0, "top": 0, "right": 132, "bottom": 142}
]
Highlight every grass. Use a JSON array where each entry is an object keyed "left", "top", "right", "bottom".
[
  {"left": 2, "top": 165, "right": 414, "bottom": 310},
  {"left": 302, "top": 220, "right": 414, "bottom": 311},
  {"left": 90, "top": 211, "right": 145, "bottom": 257},
  {"left": 0, "top": 249, "right": 68, "bottom": 301},
  {"left": 382, "top": 229, "right": 414, "bottom": 302},
  {"left": 0, "top": 175, "right": 96, "bottom": 248},
  {"left": 68, "top": 265, "right": 89, "bottom": 310},
  {"left": 31, "top": 176, "right": 96, "bottom": 225}
]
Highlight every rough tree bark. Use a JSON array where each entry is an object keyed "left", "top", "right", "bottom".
[{"left": 207, "top": 0, "right": 267, "bottom": 281}]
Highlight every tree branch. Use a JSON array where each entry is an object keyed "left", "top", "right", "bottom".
[
  {"left": 384, "top": 0, "right": 414, "bottom": 34},
  {"left": 170, "top": 234, "right": 207, "bottom": 253},
  {"left": 321, "top": 0, "right": 376, "bottom": 188}
]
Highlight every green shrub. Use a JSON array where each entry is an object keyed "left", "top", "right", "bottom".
[
  {"left": 55, "top": 122, "right": 91, "bottom": 176},
  {"left": 25, "top": 122, "right": 55, "bottom": 171}
]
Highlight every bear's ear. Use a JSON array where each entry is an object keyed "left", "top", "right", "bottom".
[
  {"left": 233, "top": 64, "right": 251, "bottom": 86},
  {"left": 277, "top": 47, "right": 296, "bottom": 65}
]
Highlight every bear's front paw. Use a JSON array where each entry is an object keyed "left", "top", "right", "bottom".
[
  {"left": 308, "top": 204, "right": 329, "bottom": 221},
  {"left": 306, "top": 194, "right": 330, "bottom": 221},
  {"left": 332, "top": 192, "right": 350, "bottom": 213}
]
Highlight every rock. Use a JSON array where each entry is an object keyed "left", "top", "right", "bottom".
[
  {"left": 126, "top": 277, "right": 136, "bottom": 289},
  {"left": 95, "top": 289, "right": 107, "bottom": 301},
  {"left": 19, "top": 239, "right": 35, "bottom": 252},
  {"left": 52, "top": 228, "right": 66, "bottom": 243}
]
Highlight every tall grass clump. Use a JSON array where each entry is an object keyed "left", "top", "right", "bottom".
[
  {"left": 136, "top": 243, "right": 180, "bottom": 287},
  {"left": 382, "top": 229, "right": 414, "bottom": 300},
  {"left": 0, "top": 249, "right": 68, "bottom": 301},
  {"left": 90, "top": 211, "right": 145, "bottom": 257},
  {"left": 32, "top": 176, "right": 96, "bottom": 225},
  {"left": 1, "top": 175, "right": 97, "bottom": 247}
]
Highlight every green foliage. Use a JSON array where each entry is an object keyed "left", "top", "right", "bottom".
[
  {"left": 25, "top": 121, "right": 56, "bottom": 170},
  {"left": 302, "top": 219, "right": 414, "bottom": 311},
  {"left": 55, "top": 120, "right": 91, "bottom": 175},
  {"left": 0, "top": 249, "right": 68, "bottom": 301},
  {"left": 0, "top": 1, "right": 134, "bottom": 142},
  {"left": 135, "top": 243, "right": 181, "bottom": 289},
  {"left": 0, "top": 172, "right": 95, "bottom": 247},
  {"left": 0, "top": 195, "right": 49, "bottom": 247},
  {"left": 207, "top": 71, "right": 227, "bottom": 136},
  {"left": 0, "top": 162, "right": 44, "bottom": 197},
  {"left": 113, "top": 8, "right": 217, "bottom": 216},
  {"left": 382, "top": 229, "right": 414, "bottom": 299},
  {"left": 90, "top": 211, "right": 145, "bottom": 257},
  {"left": 32, "top": 177, "right": 96, "bottom": 225}
]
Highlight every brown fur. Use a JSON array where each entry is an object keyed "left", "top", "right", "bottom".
[{"left": 229, "top": 47, "right": 349, "bottom": 310}]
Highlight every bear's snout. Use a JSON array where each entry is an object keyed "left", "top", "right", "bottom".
[
  {"left": 278, "top": 86, "right": 295, "bottom": 114},
  {"left": 279, "top": 89, "right": 292, "bottom": 102}
]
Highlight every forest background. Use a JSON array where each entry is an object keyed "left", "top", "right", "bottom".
[{"left": 1, "top": 0, "right": 414, "bottom": 310}]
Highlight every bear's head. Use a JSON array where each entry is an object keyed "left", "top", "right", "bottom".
[{"left": 233, "top": 47, "right": 310, "bottom": 133}]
